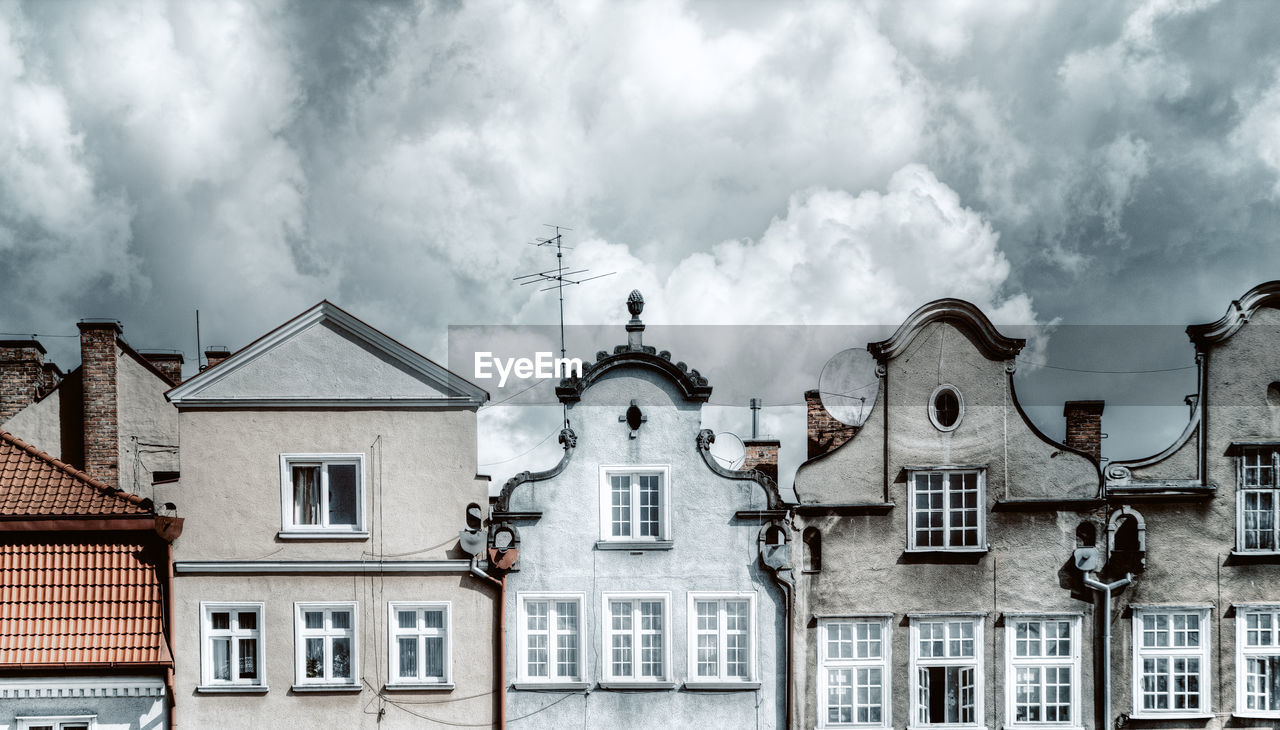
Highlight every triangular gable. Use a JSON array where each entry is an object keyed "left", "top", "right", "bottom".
[
  {"left": 0, "top": 431, "right": 151, "bottom": 517},
  {"left": 167, "top": 301, "right": 488, "bottom": 408}
]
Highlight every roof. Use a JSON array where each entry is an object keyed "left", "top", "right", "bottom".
[
  {"left": 166, "top": 300, "right": 488, "bottom": 408},
  {"left": 0, "top": 431, "right": 151, "bottom": 517},
  {"left": 0, "top": 541, "right": 169, "bottom": 666}
]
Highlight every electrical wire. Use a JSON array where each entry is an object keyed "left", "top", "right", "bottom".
[
  {"left": 0, "top": 331, "right": 79, "bottom": 338},
  {"left": 380, "top": 688, "right": 578, "bottom": 726},
  {"left": 479, "top": 429, "right": 560, "bottom": 467},
  {"left": 1015, "top": 358, "right": 1195, "bottom": 374},
  {"left": 482, "top": 378, "right": 553, "bottom": 408}
]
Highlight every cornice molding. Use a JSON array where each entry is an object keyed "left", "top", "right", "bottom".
[
  {"left": 868, "top": 298, "right": 1026, "bottom": 362},
  {"left": 696, "top": 429, "right": 783, "bottom": 510},
  {"left": 1186, "top": 280, "right": 1280, "bottom": 349},
  {"left": 555, "top": 347, "right": 711, "bottom": 404},
  {"left": 493, "top": 428, "right": 578, "bottom": 512}
]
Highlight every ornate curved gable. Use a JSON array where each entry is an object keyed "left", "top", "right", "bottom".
[
  {"left": 554, "top": 290, "right": 712, "bottom": 404},
  {"left": 1186, "top": 280, "right": 1280, "bottom": 349},
  {"left": 868, "top": 298, "right": 1026, "bottom": 362}
]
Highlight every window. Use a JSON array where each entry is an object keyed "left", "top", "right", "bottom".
[
  {"left": 1238, "top": 447, "right": 1280, "bottom": 551},
  {"left": 517, "top": 594, "right": 584, "bottom": 686},
  {"left": 602, "top": 592, "right": 670, "bottom": 685},
  {"left": 929, "top": 384, "right": 964, "bottom": 431},
  {"left": 1236, "top": 606, "right": 1280, "bottom": 717},
  {"left": 16, "top": 718, "right": 94, "bottom": 730},
  {"left": 279, "top": 454, "right": 365, "bottom": 535},
  {"left": 200, "top": 603, "right": 264, "bottom": 690},
  {"left": 1004, "top": 616, "right": 1081, "bottom": 728},
  {"left": 598, "top": 465, "right": 670, "bottom": 543},
  {"left": 687, "top": 593, "right": 756, "bottom": 685},
  {"left": 910, "top": 616, "right": 984, "bottom": 727},
  {"left": 819, "top": 617, "right": 892, "bottom": 728},
  {"left": 389, "top": 603, "right": 450, "bottom": 687},
  {"left": 804, "top": 527, "right": 823, "bottom": 572},
  {"left": 908, "top": 469, "right": 985, "bottom": 551},
  {"left": 295, "top": 603, "right": 358, "bottom": 687},
  {"left": 1131, "top": 607, "right": 1211, "bottom": 718}
]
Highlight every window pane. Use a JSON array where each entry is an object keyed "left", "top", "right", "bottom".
[
  {"left": 211, "top": 611, "right": 231, "bottom": 631},
  {"left": 327, "top": 463, "right": 358, "bottom": 526},
  {"left": 238, "top": 611, "right": 257, "bottom": 631},
  {"left": 828, "top": 668, "right": 853, "bottom": 724},
  {"left": 424, "top": 610, "right": 444, "bottom": 629},
  {"left": 305, "top": 638, "right": 325, "bottom": 678},
  {"left": 332, "top": 637, "right": 352, "bottom": 679},
  {"left": 304, "top": 611, "right": 324, "bottom": 630},
  {"left": 293, "top": 465, "right": 321, "bottom": 525},
  {"left": 398, "top": 637, "right": 418, "bottom": 678},
  {"left": 398, "top": 610, "right": 416, "bottom": 630},
  {"left": 213, "top": 637, "right": 231, "bottom": 680},
  {"left": 424, "top": 636, "right": 444, "bottom": 678},
  {"left": 638, "top": 475, "right": 660, "bottom": 537},
  {"left": 331, "top": 610, "right": 352, "bottom": 630},
  {"left": 611, "top": 475, "right": 631, "bottom": 537},
  {"left": 238, "top": 638, "right": 258, "bottom": 679}
]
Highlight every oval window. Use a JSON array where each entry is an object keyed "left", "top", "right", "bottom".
[{"left": 929, "top": 385, "right": 963, "bottom": 431}]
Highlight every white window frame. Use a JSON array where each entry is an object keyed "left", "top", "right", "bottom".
[
  {"left": 1237, "top": 447, "right": 1280, "bottom": 553},
  {"left": 818, "top": 615, "right": 893, "bottom": 729},
  {"left": 387, "top": 602, "right": 452, "bottom": 688},
  {"left": 928, "top": 384, "right": 964, "bottom": 432},
  {"left": 1003, "top": 614, "right": 1082, "bottom": 730},
  {"left": 279, "top": 453, "right": 366, "bottom": 537},
  {"left": 15, "top": 717, "right": 96, "bottom": 730},
  {"left": 686, "top": 592, "right": 758, "bottom": 687},
  {"left": 598, "top": 465, "right": 671, "bottom": 543},
  {"left": 294, "top": 601, "right": 360, "bottom": 689},
  {"left": 1130, "top": 606, "right": 1212, "bottom": 719},
  {"left": 198, "top": 601, "right": 266, "bottom": 691},
  {"left": 908, "top": 614, "right": 986, "bottom": 730},
  {"left": 601, "top": 591, "right": 672, "bottom": 687},
  {"left": 906, "top": 469, "right": 986, "bottom": 552},
  {"left": 515, "top": 592, "right": 587, "bottom": 688},
  {"left": 1234, "top": 604, "right": 1280, "bottom": 719}
]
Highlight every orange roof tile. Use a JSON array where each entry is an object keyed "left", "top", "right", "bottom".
[
  {"left": 0, "top": 431, "right": 150, "bottom": 517},
  {"left": 0, "top": 541, "right": 168, "bottom": 666}
]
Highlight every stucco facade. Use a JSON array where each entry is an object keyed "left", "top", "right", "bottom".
[
  {"left": 160, "top": 302, "right": 494, "bottom": 729},
  {"left": 494, "top": 292, "right": 788, "bottom": 729},
  {"left": 791, "top": 300, "right": 1104, "bottom": 730}
]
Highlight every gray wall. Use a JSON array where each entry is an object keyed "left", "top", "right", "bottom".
[{"left": 0, "top": 678, "right": 166, "bottom": 730}]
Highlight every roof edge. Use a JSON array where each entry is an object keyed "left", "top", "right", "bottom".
[
  {"left": 0, "top": 431, "right": 152, "bottom": 514},
  {"left": 868, "top": 298, "right": 1026, "bottom": 362},
  {"left": 1187, "top": 280, "right": 1280, "bottom": 348},
  {"left": 493, "top": 428, "right": 578, "bottom": 512}
]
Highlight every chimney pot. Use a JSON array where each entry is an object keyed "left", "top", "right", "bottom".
[
  {"left": 203, "top": 347, "right": 232, "bottom": 370},
  {"left": 742, "top": 438, "right": 781, "bottom": 483},
  {"left": 141, "top": 351, "right": 184, "bottom": 385}
]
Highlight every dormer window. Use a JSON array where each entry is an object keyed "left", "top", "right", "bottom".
[
  {"left": 1239, "top": 447, "right": 1280, "bottom": 552},
  {"left": 929, "top": 385, "right": 963, "bottom": 432}
]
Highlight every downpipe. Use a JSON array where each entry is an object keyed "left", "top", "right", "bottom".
[
  {"left": 1083, "top": 573, "right": 1132, "bottom": 730},
  {"left": 471, "top": 555, "right": 507, "bottom": 729}
]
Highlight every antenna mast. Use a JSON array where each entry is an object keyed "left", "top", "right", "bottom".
[{"left": 513, "top": 225, "right": 615, "bottom": 427}]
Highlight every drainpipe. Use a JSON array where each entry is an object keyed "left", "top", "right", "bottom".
[
  {"left": 1083, "top": 573, "right": 1132, "bottom": 730},
  {"left": 773, "top": 569, "right": 795, "bottom": 730},
  {"left": 471, "top": 555, "right": 507, "bottom": 729}
]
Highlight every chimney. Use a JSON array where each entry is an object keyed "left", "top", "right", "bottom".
[
  {"left": 743, "top": 438, "right": 780, "bottom": 483},
  {"left": 0, "top": 340, "right": 59, "bottom": 422},
  {"left": 142, "top": 351, "right": 184, "bottom": 385},
  {"left": 1063, "top": 400, "right": 1105, "bottom": 462},
  {"left": 203, "top": 347, "right": 231, "bottom": 370},
  {"left": 806, "top": 389, "right": 857, "bottom": 459},
  {"left": 79, "top": 321, "right": 122, "bottom": 486}
]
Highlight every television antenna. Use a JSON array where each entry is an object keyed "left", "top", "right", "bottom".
[{"left": 513, "top": 225, "right": 615, "bottom": 425}]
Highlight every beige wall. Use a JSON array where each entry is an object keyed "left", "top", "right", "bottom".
[{"left": 117, "top": 351, "right": 180, "bottom": 496}]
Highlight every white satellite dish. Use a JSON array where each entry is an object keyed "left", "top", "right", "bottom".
[
  {"left": 709, "top": 431, "right": 746, "bottom": 470},
  {"left": 818, "top": 348, "right": 880, "bottom": 426}
]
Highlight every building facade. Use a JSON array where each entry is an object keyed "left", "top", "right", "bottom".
[
  {"left": 158, "top": 302, "right": 495, "bottom": 728},
  {"left": 492, "top": 291, "right": 789, "bottom": 728}
]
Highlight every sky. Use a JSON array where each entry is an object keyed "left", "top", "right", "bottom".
[{"left": 1, "top": 0, "right": 1278, "bottom": 487}]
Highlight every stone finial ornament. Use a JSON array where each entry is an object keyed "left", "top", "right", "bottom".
[{"left": 627, "top": 290, "right": 644, "bottom": 318}]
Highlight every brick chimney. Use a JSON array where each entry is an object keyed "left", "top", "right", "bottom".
[
  {"left": 1063, "top": 400, "right": 1105, "bottom": 462},
  {"left": 0, "top": 340, "right": 60, "bottom": 422},
  {"left": 743, "top": 438, "right": 780, "bottom": 483},
  {"left": 203, "top": 347, "right": 231, "bottom": 371},
  {"left": 806, "top": 389, "right": 857, "bottom": 459},
  {"left": 142, "top": 352, "right": 184, "bottom": 385},
  {"left": 79, "top": 321, "right": 122, "bottom": 486}
]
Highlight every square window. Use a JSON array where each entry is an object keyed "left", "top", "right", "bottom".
[
  {"left": 1236, "top": 607, "right": 1280, "bottom": 717},
  {"left": 687, "top": 593, "right": 756, "bottom": 684},
  {"left": 388, "top": 602, "right": 451, "bottom": 686},
  {"left": 1238, "top": 448, "right": 1280, "bottom": 552},
  {"left": 280, "top": 454, "right": 365, "bottom": 535},
  {"left": 598, "top": 466, "right": 670, "bottom": 543},
  {"left": 295, "top": 602, "right": 358, "bottom": 687},
  {"left": 602, "top": 592, "right": 670, "bottom": 684},
  {"left": 1005, "top": 616, "right": 1080, "bottom": 727},
  {"left": 907, "top": 470, "right": 985, "bottom": 551},
  {"left": 1131, "top": 607, "right": 1211, "bottom": 718},
  {"left": 200, "top": 602, "right": 265, "bottom": 689},
  {"left": 819, "top": 617, "right": 891, "bottom": 728},
  {"left": 910, "top": 616, "right": 983, "bottom": 727},
  {"left": 518, "top": 594, "right": 584, "bottom": 684}
]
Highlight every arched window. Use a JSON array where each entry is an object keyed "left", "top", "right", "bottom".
[{"left": 803, "top": 527, "right": 822, "bottom": 572}]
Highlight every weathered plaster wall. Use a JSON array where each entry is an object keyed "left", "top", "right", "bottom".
[
  {"left": 116, "top": 351, "right": 179, "bottom": 496},
  {"left": 172, "top": 574, "right": 495, "bottom": 729},
  {"left": 792, "top": 321, "right": 1102, "bottom": 729},
  {"left": 2, "top": 384, "right": 65, "bottom": 459},
  {"left": 505, "top": 367, "right": 786, "bottom": 729}
]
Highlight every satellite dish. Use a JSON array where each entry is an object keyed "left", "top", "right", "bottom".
[
  {"left": 709, "top": 431, "right": 746, "bottom": 470},
  {"left": 818, "top": 348, "right": 880, "bottom": 426}
]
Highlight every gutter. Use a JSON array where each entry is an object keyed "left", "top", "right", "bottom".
[
  {"left": 763, "top": 558, "right": 795, "bottom": 728},
  {"left": 1083, "top": 572, "right": 1132, "bottom": 730},
  {"left": 470, "top": 554, "right": 508, "bottom": 729}
]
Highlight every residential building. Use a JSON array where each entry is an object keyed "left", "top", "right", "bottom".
[
  {"left": 157, "top": 301, "right": 494, "bottom": 728},
  {"left": 0, "top": 429, "right": 180, "bottom": 729},
  {"left": 492, "top": 290, "right": 789, "bottom": 728},
  {"left": 790, "top": 299, "right": 1104, "bottom": 730}
]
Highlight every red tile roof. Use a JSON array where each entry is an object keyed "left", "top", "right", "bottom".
[
  {"left": 0, "top": 541, "right": 169, "bottom": 666},
  {"left": 0, "top": 431, "right": 151, "bottom": 516}
]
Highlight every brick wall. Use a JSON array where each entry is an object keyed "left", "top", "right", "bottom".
[
  {"left": 142, "top": 352, "right": 184, "bottom": 385},
  {"left": 0, "top": 340, "right": 58, "bottom": 422},
  {"left": 79, "top": 321, "right": 121, "bottom": 486},
  {"left": 1063, "top": 400, "right": 1105, "bottom": 462},
  {"left": 203, "top": 348, "right": 231, "bottom": 370},
  {"left": 806, "top": 389, "right": 858, "bottom": 459},
  {"left": 743, "top": 438, "right": 780, "bottom": 483}
]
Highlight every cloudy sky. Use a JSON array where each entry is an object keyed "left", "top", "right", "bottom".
[{"left": 2, "top": 0, "right": 1278, "bottom": 483}]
